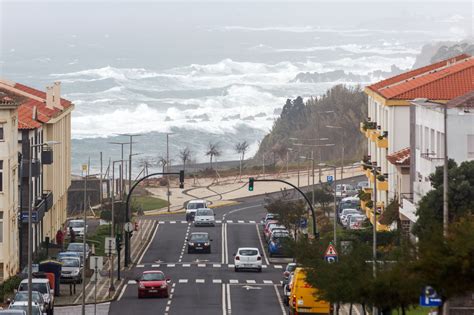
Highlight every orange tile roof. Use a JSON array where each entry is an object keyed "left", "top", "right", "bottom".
[
  {"left": 4, "top": 82, "right": 73, "bottom": 130},
  {"left": 367, "top": 54, "right": 474, "bottom": 101},
  {"left": 387, "top": 147, "right": 410, "bottom": 166},
  {"left": 446, "top": 89, "right": 474, "bottom": 109}
]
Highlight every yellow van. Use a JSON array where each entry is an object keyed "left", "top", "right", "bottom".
[{"left": 288, "top": 267, "right": 331, "bottom": 314}]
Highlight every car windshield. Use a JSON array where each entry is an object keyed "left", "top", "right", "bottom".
[
  {"left": 342, "top": 209, "right": 358, "bottom": 215},
  {"left": 286, "top": 264, "right": 297, "bottom": 272},
  {"left": 350, "top": 216, "right": 365, "bottom": 223},
  {"left": 67, "top": 244, "right": 84, "bottom": 251},
  {"left": 9, "top": 305, "right": 40, "bottom": 315},
  {"left": 190, "top": 234, "right": 208, "bottom": 242},
  {"left": 59, "top": 252, "right": 78, "bottom": 258},
  {"left": 196, "top": 209, "right": 213, "bottom": 216},
  {"left": 188, "top": 203, "right": 205, "bottom": 209},
  {"left": 239, "top": 249, "right": 258, "bottom": 256},
  {"left": 141, "top": 273, "right": 165, "bottom": 281},
  {"left": 18, "top": 283, "right": 47, "bottom": 294},
  {"left": 69, "top": 221, "right": 84, "bottom": 228},
  {"left": 61, "top": 258, "right": 80, "bottom": 267},
  {"left": 14, "top": 292, "right": 42, "bottom": 303}
]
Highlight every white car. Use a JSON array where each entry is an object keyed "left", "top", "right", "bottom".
[
  {"left": 193, "top": 208, "right": 215, "bottom": 226},
  {"left": 68, "top": 219, "right": 87, "bottom": 237},
  {"left": 18, "top": 278, "right": 54, "bottom": 315},
  {"left": 185, "top": 199, "right": 208, "bottom": 221},
  {"left": 8, "top": 301, "right": 42, "bottom": 315},
  {"left": 339, "top": 208, "right": 360, "bottom": 223},
  {"left": 349, "top": 214, "right": 366, "bottom": 230},
  {"left": 234, "top": 247, "right": 262, "bottom": 272}
]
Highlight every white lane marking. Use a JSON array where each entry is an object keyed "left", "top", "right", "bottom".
[
  {"left": 159, "top": 221, "right": 165, "bottom": 224},
  {"left": 167, "top": 300, "right": 171, "bottom": 305},
  {"left": 262, "top": 265, "right": 268, "bottom": 268},
  {"left": 213, "top": 279, "right": 222, "bottom": 284},
  {"left": 151, "top": 264, "right": 161, "bottom": 268},
  {"left": 221, "top": 283, "right": 226, "bottom": 315},
  {"left": 216, "top": 220, "right": 222, "bottom": 224},
  {"left": 228, "top": 264, "right": 235, "bottom": 268},
  {"left": 238, "top": 220, "right": 244, "bottom": 223},
  {"left": 226, "top": 284, "right": 232, "bottom": 314},
  {"left": 136, "top": 264, "right": 144, "bottom": 268},
  {"left": 165, "top": 306, "right": 170, "bottom": 312},
  {"left": 274, "top": 265, "right": 283, "bottom": 269},
  {"left": 213, "top": 264, "right": 221, "bottom": 268},
  {"left": 249, "top": 220, "right": 256, "bottom": 224},
  {"left": 117, "top": 284, "right": 128, "bottom": 301},
  {"left": 182, "top": 264, "right": 191, "bottom": 267},
  {"left": 128, "top": 280, "right": 136, "bottom": 284},
  {"left": 181, "top": 221, "right": 187, "bottom": 224},
  {"left": 167, "top": 264, "right": 176, "bottom": 267},
  {"left": 224, "top": 223, "right": 229, "bottom": 264},
  {"left": 263, "top": 280, "right": 273, "bottom": 284},
  {"left": 170, "top": 221, "right": 176, "bottom": 224},
  {"left": 198, "top": 264, "right": 206, "bottom": 267},
  {"left": 280, "top": 281, "right": 283, "bottom": 285},
  {"left": 196, "top": 279, "right": 205, "bottom": 283},
  {"left": 137, "top": 223, "right": 159, "bottom": 264},
  {"left": 246, "top": 280, "right": 256, "bottom": 284},
  {"left": 273, "top": 284, "right": 286, "bottom": 315},
  {"left": 179, "top": 279, "right": 188, "bottom": 283},
  {"left": 171, "top": 288, "right": 175, "bottom": 293},
  {"left": 227, "top": 220, "right": 234, "bottom": 223},
  {"left": 221, "top": 222, "right": 225, "bottom": 264},
  {"left": 229, "top": 279, "right": 239, "bottom": 284},
  {"left": 255, "top": 224, "right": 270, "bottom": 265}
]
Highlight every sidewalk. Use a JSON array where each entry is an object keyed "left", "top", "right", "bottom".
[
  {"left": 145, "top": 166, "right": 364, "bottom": 214},
  {"left": 55, "top": 218, "right": 157, "bottom": 306}
]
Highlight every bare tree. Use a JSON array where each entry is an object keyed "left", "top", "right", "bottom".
[
  {"left": 156, "top": 156, "right": 167, "bottom": 174},
  {"left": 179, "top": 147, "right": 192, "bottom": 174},
  {"left": 235, "top": 141, "right": 250, "bottom": 180},
  {"left": 206, "top": 142, "right": 221, "bottom": 170},
  {"left": 138, "top": 157, "right": 153, "bottom": 176}
]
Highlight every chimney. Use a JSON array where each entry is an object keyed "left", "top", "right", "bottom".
[
  {"left": 46, "top": 86, "right": 54, "bottom": 109},
  {"left": 53, "top": 81, "right": 63, "bottom": 110}
]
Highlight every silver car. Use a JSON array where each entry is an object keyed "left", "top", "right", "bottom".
[{"left": 60, "top": 257, "right": 83, "bottom": 283}]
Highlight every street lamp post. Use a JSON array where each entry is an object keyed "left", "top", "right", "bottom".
[
  {"left": 299, "top": 151, "right": 315, "bottom": 207},
  {"left": 109, "top": 141, "right": 130, "bottom": 199},
  {"left": 27, "top": 141, "right": 60, "bottom": 315},
  {"left": 294, "top": 143, "right": 335, "bottom": 187},
  {"left": 326, "top": 125, "right": 344, "bottom": 181},
  {"left": 319, "top": 163, "right": 337, "bottom": 245}
]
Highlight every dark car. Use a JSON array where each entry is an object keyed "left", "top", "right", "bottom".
[
  {"left": 187, "top": 232, "right": 212, "bottom": 253},
  {"left": 137, "top": 271, "right": 170, "bottom": 298},
  {"left": 282, "top": 263, "right": 297, "bottom": 286}
]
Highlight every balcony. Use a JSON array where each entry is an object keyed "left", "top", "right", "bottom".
[
  {"left": 369, "top": 130, "right": 381, "bottom": 142},
  {"left": 376, "top": 178, "right": 388, "bottom": 191},
  {"left": 21, "top": 159, "right": 41, "bottom": 178},
  {"left": 42, "top": 191, "right": 53, "bottom": 212},
  {"left": 376, "top": 136, "right": 388, "bottom": 148},
  {"left": 419, "top": 152, "right": 444, "bottom": 177}
]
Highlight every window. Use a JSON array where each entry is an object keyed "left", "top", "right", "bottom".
[
  {"left": 468, "top": 135, "right": 474, "bottom": 159},
  {"left": 0, "top": 160, "right": 3, "bottom": 192},
  {"left": 0, "top": 124, "right": 4, "bottom": 141},
  {"left": 415, "top": 125, "right": 421, "bottom": 149},
  {"left": 0, "top": 212, "right": 3, "bottom": 243}
]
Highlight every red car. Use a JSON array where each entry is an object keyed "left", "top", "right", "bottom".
[{"left": 137, "top": 271, "right": 170, "bottom": 298}]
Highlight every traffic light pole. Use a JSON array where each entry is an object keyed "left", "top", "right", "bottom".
[
  {"left": 249, "top": 178, "right": 319, "bottom": 239},
  {"left": 124, "top": 171, "right": 185, "bottom": 267}
]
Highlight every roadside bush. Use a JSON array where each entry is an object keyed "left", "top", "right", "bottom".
[{"left": 0, "top": 275, "right": 22, "bottom": 302}]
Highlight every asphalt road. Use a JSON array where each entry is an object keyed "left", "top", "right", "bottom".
[{"left": 108, "top": 175, "right": 364, "bottom": 315}]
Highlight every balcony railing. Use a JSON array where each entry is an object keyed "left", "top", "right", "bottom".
[{"left": 43, "top": 191, "right": 53, "bottom": 212}]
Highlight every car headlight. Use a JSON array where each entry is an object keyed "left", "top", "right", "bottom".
[
  {"left": 188, "top": 242, "right": 194, "bottom": 246},
  {"left": 138, "top": 282, "right": 145, "bottom": 289},
  {"left": 204, "top": 242, "right": 209, "bottom": 246},
  {"left": 72, "top": 270, "right": 80, "bottom": 275},
  {"left": 160, "top": 283, "right": 167, "bottom": 289}
]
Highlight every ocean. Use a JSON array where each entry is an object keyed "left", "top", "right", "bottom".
[{"left": 0, "top": 1, "right": 471, "bottom": 175}]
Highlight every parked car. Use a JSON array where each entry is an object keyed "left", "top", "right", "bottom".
[
  {"left": 289, "top": 267, "right": 331, "bottom": 314},
  {"left": 263, "top": 220, "right": 278, "bottom": 237},
  {"left": 67, "top": 219, "right": 87, "bottom": 237},
  {"left": 261, "top": 213, "right": 279, "bottom": 226},
  {"left": 269, "top": 229, "right": 290, "bottom": 242},
  {"left": 8, "top": 302, "right": 42, "bottom": 315},
  {"left": 283, "top": 272, "right": 295, "bottom": 306},
  {"left": 59, "top": 257, "right": 83, "bottom": 283},
  {"left": 8, "top": 291, "right": 46, "bottom": 314},
  {"left": 265, "top": 224, "right": 287, "bottom": 241},
  {"left": 335, "top": 184, "right": 357, "bottom": 198},
  {"left": 185, "top": 199, "right": 208, "bottom": 221},
  {"left": 234, "top": 247, "right": 262, "bottom": 272},
  {"left": 136, "top": 270, "right": 170, "bottom": 298},
  {"left": 342, "top": 213, "right": 359, "bottom": 228},
  {"left": 349, "top": 214, "right": 367, "bottom": 230},
  {"left": 339, "top": 208, "right": 360, "bottom": 224},
  {"left": 193, "top": 208, "right": 215, "bottom": 226},
  {"left": 268, "top": 232, "right": 290, "bottom": 257},
  {"left": 338, "top": 197, "right": 360, "bottom": 215},
  {"left": 66, "top": 242, "right": 91, "bottom": 263},
  {"left": 57, "top": 251, "right": 82, "bottom": 264},
  {"left": 282, "top": 263, "right": 297, "bottom": 286},
  {"left": 18, "top": 278, "right": 54, "bottom": 315},
  {"left": 0, "top": 310, "right": 27, "bottom": 315},
  {"left": 187, "top": 232, "right": 212, "bottom": 253}
]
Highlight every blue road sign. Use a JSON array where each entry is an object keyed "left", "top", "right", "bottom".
[
  {"left": 21, "top": 212, "right": 38, "bottom": 223},
  {"left": 420, "top": 286, "right": 442, "bottom": 307},
  {"left": 324, "top": 243, "right": 338, "bottom": 263},
  {"left": 299, "top": 218, "right": 308, "bottom": 228},
  {"left": 327, "top": 175, "right": 334, "bottom": 183}
]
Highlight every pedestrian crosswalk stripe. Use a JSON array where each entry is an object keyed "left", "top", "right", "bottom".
[
  {"left": 180, "top": 221, "right": 187, "bottom": 224},
  {"left": 262, "top": 265, "right": 268, "bottom": 268},
  {"left": 249, "top": 221, "right": 256, "bottom": 224},
  {"left": 128, "top": 280, "right": 136, "bottom": 284},
  {"left": 213, "top": 264, "right": 221, "bottom": 268},
  {"left": 151, "top": 264, "right": 161, "bottom": 267},
  {"left": 167, "top": 264, "right": 176, "bottom": 267},
  {"left": 227, "top": 220, "right": 234, "bottom": 223},
  {"left": 215, "top": 220, "right": 222, "bottom": 224},
  {"left": 198, "top": 264, "right": 206, "bottom": 267},
  {"left": 213, "top": 279, "right": 222, "bottom": 284},
  {"left": 229, "top": 279, "right": 239, "bottom": 284},
  {"left": 196, "top": 279, "right": 205, "bottom": 283},
  {"left": 228, "top": 264, "right": 235, "bottom": 268},
  {"left": 136, "top": 264, "right": 144, "bottom": 268},
  {"left": 238, "top": 220, "right": 244, "bottom": 223},
  {"left": 280, "top": 281, "right": 283, "bottom": 285},
  {"left": 263, "top": 280, "right": 273, "bottom": 284},
  {"left": 170, "top": 221, "right": 176, "bottom": 224},
  {"left": 274, "top": 265, "right": 283, "bottom": 269},
  {"left": 246, "top": 280, "right": 256, "bottom": 284},
  {"left": 159, "top": 221, "right": 165, "bottom": 224},
  {"left": 179, "top": 279, "right": 188, "bottom": 283},
  {"left": 182, "top": 264, "right": 190, "bottom": 267}
]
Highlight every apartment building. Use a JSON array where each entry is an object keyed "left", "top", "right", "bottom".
[
  {"left": 399, "top": 90, "right": 474, "bottom": 233},
  {"left": 0, "top": 79, "right": 73, "bottom": 275},
  {"left": 361, "top": 54, "right": 474, "bottom": 231}
]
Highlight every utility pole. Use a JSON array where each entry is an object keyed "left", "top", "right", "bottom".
[
  {"left": 311, "top": 150, "right": 315, "bottom": 207},
  {"left": 443, "top": 102, "right": 449, "bottom": 315},
  {"left": 372, "top": 158, "right": 378, "bottom": 315},
  {"left": 286, "top": 150, "right": 289, "bottom": 178},
  {"left": 82, "top": 162, "right": 88, "bottom": 315},
  {"left": 167, "top": 133, "right": 171, "bottom": 212},
  {"left": 99, "top": 152, "right": 103, "bottom": 205},
  {"left": 262, "top": 152, "right": 265, "bottom": 179}
]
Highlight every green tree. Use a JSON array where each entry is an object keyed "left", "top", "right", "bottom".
[{"left": 264, "top": 192, "right": 307, "bottom": 240}]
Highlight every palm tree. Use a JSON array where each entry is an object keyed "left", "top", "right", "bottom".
[
  {"left": 138, "top": 157, "right": 153, "bottom": 176},
  {"left": 156, "top": 156, "right": 167, "bottom": 174},
  {"left": 206, "top": 142, "right": 221, "bottom": 170},
  {"left": 179, "top": 147, "right": 192, "bottom": 174},
  {"left": 234, "top": 141, "right": 249, "bottom": 180}
]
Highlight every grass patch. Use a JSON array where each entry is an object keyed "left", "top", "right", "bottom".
[
  {"left": 87, "top": 224, "right": 112, "bottom": 257},
  {"left": 132, "top": 196, "right": 169, "bottom": 211}
]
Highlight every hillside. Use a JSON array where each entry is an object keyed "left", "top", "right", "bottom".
[
  {"left": 412, "top": 39, "right": 474, "bottom": 68},
  {"left": 253, "top": 85, "right": 367, "bottom": 167}
]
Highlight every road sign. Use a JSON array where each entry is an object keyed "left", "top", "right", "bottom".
[
  {"left": 89, "top": 256, "right": 104, "bottom": 271},
  {"left": 124, "top": 222, "right": 134, "bottom": 233},
  {"left": 324, "top": 242, "right": 338, "bottom": 263},
  {"left": 327, "top": 175, "right": 334, "bottom": 183},
  {"left": 299, "top": 218, "right": 308, "bottom": 228},
  {"left": 420, "top": 286, "right": 442, "bottom": 307},
  {"left": 105, "top": 237, "right": 116, "bottom": 255}
]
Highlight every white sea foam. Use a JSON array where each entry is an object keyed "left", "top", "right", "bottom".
[{"left": 275, "top": 44, "right": 419, "bottom": 55}]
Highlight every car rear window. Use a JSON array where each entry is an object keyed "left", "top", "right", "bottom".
[
  {"left": 18, "top": 283, "right": 47, "bottom": 294},
  {"left": 188, "top": 203, "right": 205, "bottom": 209},
  {"left": 69, "top": 221, "right": 84, "bottom": 228},
  {"left": 239, "top": 249, "right": 258, "bottom": 256},
  {"left": 190, "top": 234, "right": 208, "bottom": 241},
  {"left": 196, "top": 209, "right": 213, "bottom": 216},
  {"left": 61, "top": 258, "right": 80, "bottom": 267},
  {"left": 141, "top": 273, "right": 165, "bottom": 281}
]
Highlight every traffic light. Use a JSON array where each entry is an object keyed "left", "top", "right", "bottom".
[
  {"left": 249, "top": 177, "right": 254, "bottom": 191},
  {"left": 116, "top": 234, "right": 122, "bottom": 252}
]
